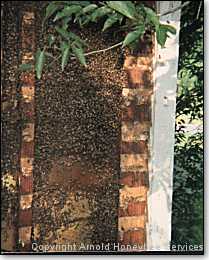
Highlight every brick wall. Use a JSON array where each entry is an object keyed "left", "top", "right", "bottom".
[
  {"left": 119, "top": 38, "right": 154, "bottom": 251},
  {"left": 15, "top": 2, "right": 155, "bottom": 252},
  {"left": 18, "top": 10, "right": 35, "bottom": 251}
]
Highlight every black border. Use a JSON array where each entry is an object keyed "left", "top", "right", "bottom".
[{"left": 0, "top": 0, "right": 205, "bottom": 256}]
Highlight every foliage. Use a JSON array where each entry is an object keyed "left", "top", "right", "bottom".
[
  {"left": 172, "top": 0, "right": 203, "bottom": 247},
  {"left": 172, "top": 133, "right": 203, "bottom": 245},
  {"left": 176, "top": 1, "right": 203, "bottom": 122},
  {"left": 20, "top": 1, "right": 176, "bottom": 79}
]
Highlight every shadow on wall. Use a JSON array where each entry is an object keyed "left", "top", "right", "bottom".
[
  {"left": 147, "top": 34, "right": 180, "bottom": 249},
  {"left": 150, "top": 51, "right": 180, "bottom": 208}
]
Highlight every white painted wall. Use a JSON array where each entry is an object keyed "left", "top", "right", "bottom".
[{"left": 147, "top": 1, "right": 181, "bottom": 251}]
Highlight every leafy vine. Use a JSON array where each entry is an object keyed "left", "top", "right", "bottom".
[{"left": 20, "top": 1, "right": 177, "bottom": 79}]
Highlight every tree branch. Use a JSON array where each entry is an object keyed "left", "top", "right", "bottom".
[
  {"left": 196, "top": 1, "right": 202, "bottom": 20},
  {"left": 47, "top": 41, "right": 123, "bottom": 68},
  {"left": 82, "top": 41, "right": 123, "bottom": 57},
  {"left": 158, "top": 1, "right": 190, "bottom": 17}
]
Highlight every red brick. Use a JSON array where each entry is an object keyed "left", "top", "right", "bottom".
[
  {"left": 20, "top": 72, "right": 35, "bottom": 86},
  {"left": 119, "top": 208, "right": 127, "bottom": 217},
  {"left": 22, "top": 27, "right": 35, "bottom": 48},
  {"left": 21, "top": 141, "right": 34, "bottom": 158},
  {"left": 126, "top": 67, "right": 151, "bottom": 88},
  {"left": 135, "top": 172, "right": 149, "bottom": 187},
  {"left": 122, "top": 104, "right": 139, "bottom": 121},
  {"left": 20, "top": 175, "right": 33, "bottom": 194},
  {"left": 122, "top": 105, "right": 151, "bottom": 122},
  {"left": 21, "top": 100, "right": 35, "bottom": 120},
  {"left": 120, "top": 173, "right": 134, "bottom": 187},
  {"left": 139, "top": 103, "right": 151, "bottom": 121},
  {"left": 120, "top": 172, "right": 149, "bottom": 187},
  {"left": 127, "top": 201, "right": 146, "bottom": 216},
  {"left": 123, "top": 229, "right": 145, "bottom": 246},
  {"left": 18, "top": 243, "right": 31, "bottom": 252},
  {"left": 19, "top": 209, "right": 32, "bottom": 227},
  {"left": 121, "top": 141, "right": 147, "bottom": 154},
  {"left": 137, "top": 57, "right": 152, "bottom": 66}
]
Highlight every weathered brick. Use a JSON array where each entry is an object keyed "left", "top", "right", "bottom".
[
  {"left": 22, "top": 123, "right": 34, "bottom": 142},
  {"left": 19, "top": 226, "right": 32, "bottom": 243},
  {"left": 122, "top": 88, "right": 152, "bottom": 103},
  {"left": 121, "top": 154, "right": 148, "bottom": 172},
  {"left": 22, "top": 86, "right": 34, "bottom": 102},
  {"left": 23, "top": 12, "right": 35, "bottom": 22},
  {"left": 122, "top": 106, "right": 151, "bottom": 122},
  {"left": 20, "top": 73, "right": 35, "bottom": 86},
  {"left": 135, "top": 172, "right": 149, "bottom": 187},
  {"left": 121, "top": 141, "right": 148, "bottom": 154},
  {"left": 138, "top": 103, "right": 151, "bottom": 121},
  {"left": 124, "top": 56, "right": 136, "bottom": 68},
  {"left": 137, "top": 56, "right": 152, "bottom": 66},
  {"left": 126, "top": 67, "right": 152, "bottom": 88},
  {"left": 127, "top": 201, "right": 146, "bottom": 216},
  {"left": 22, "top": 33, "right": 35, "bottom": 51},
  {"left": 119, "top": 207, "right": 127, "bottom": 217},
  {"left": 19, "top": 175, "right": 33, "bottom": 194},
  {"left": 20, "top": 194, "right": 33, "bottom": 210},
  {"left": 120, "top": 172, "right": 149, "bottom": 187},
  {"left": 22, "top": 52, "right": 33, "bottom": 62},
  {"left": 122, "top": 104, "right": 140, "bottom": 121},
  {"left": 123, "top": 229, "right": 145, "bottom": 246},
  {"left": 120, "top": 186, "right": 147, "bottom": 208},
  {"left": 120, "top": 173, "right": 134, "bottom": 187},
  {"left": 119, "top": 16, "right": 154, "bottom": 250},
  {"left": 21, "top": 141, "right": 34, "bottom": 158},
  {"left": 119, "top": 216, "right": 145, "bottom": 231},
  {"left": 21, "top": 100, "right": 35, "bottom": 119},
  {"left": 19, "top": 209, "right": 32, "bottom": 227},
  {"left": 18, "top": 9, "right": 35, "bottom": 251},
  {"left": 122, "top": 122, "right": 150, "bottom": 142},
  {"left": 18, "top": 243, "right": 31, "bottom": 252},
  {"left": 21, "top": 158, "right": 33, "bottom": 176},
  {"left": 119, "top": 201, "right": 146, "bottom": 217}
]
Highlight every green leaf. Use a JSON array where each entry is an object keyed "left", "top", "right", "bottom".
[
  {"left": 55, "top": 26, "right": 70, "bottom": 40},
  {"left": 102, "top": 13, "right": 122, "bottom": 31},
  {"left": 82, "top": 4, "right": 97, "bottom": 14},
  {"left": 156, "top": 24, "right": 176, "bottom": 47},
  {"left": 122, "top": 25, "right": 145, "bottom": 47},
  {"left": 144, "top": 6, "right": 159, "bottom": 28},
  {"left": 68, "top": 31, "right": 88, "bottom": 46},
  {"left": 80, "top": 15, "right": 91, "bottom": 26},
  {"left": 160, "top": 24, "right": 176, "bottom": 34},
  {"left": 61, "top": 45, "right": 70, "bottom": 71},
  {"left": 72, "top": 45, "right": 86, "bottom": 66},
  {"left": 156, "top": 26, "right": 167, "bottom": 47},
  {"left": 65, "top": 1, "right": 90, "bottom": 7},
  {"left": 35, "top": 49, "right": 45, "bottom": 79},
  {"left": 44, "top": 2, "right": 61, "bottom": 21},
  {"left": 91, "top": 6, "right": 112, "bottom": 22},
  {"left": 53, "top": 5, "right": 82, "bottom": 21},
  {"left": 19, "top": 63, "right": 33, "bottom": 71},
  {"left": 48, "top": 34, "right": 55, "bottom": 47},
  {"left": 106, "top": 1, "right": 137, "bottom": 20},
  {"left": 60, "top": 41, "right": 69, "bottom": 52},
  {"left": 62, "top": 17, "right": 72, "bottom": 29}
]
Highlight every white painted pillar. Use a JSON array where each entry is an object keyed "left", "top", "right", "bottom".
[{"left": 147, "top": 1, "right": 181, "bottom": 251}]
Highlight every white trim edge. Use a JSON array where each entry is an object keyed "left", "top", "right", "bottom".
[{"left": 147, "top": 1, "right": 181, "bottom": 251}]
